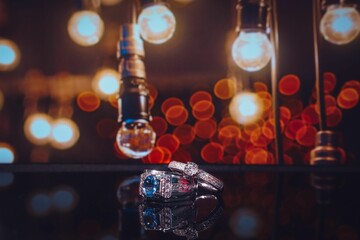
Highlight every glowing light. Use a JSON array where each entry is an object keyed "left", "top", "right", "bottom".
[
  {"left": 0, "top": 143, "right": 15, "bottom": 164},
  {"left": 30, "top": 193, "right": 52, "bottom": 216},
  {"left": 51, "top": 118, "right": 80, "bottom": 150},
  {"left": 52, "top": 187, "right": 77, "bottom": 212},
  {"left": 320, "top": 5, "right": 360, "bottom": 45},
  {"left": 116, "top": 120, "right": 156, "bottom": 159},
  {"left": 0, "top": 172, "right": 14, "bottom": 187},
  {"left": 232, "top": 31, "right": 272, "bottom": 72},
  {"left": 24, "top": 113, "right": 53, "bottom": 145},
  {"left": 229, "top": 92, "right": 263, "bottom": 125},
  {"left": 92, "top": 69, "right": 120, "bottom": 99},
  {"left": 138, "top": 4, "right": 176, "bottom": 44},
  {"left": 68, "top": 11, "right": 104, "bottom": 46},
  {"left": 157, "top": 134, "right": 180, "bottom": 153},
  {"left": 0, "top": 39, "right": 20, "bottom": 71}
]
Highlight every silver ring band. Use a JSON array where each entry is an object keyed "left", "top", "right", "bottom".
[
  {"left": 168, "top": 161, "right": 224, "bottom": 192},
  {"left": 139, "top": 169, "right": 197, "bottom": 201}
]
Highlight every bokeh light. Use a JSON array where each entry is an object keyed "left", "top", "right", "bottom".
[
  {"left": 165, "top": 105, "right": 188, "bottom": 126},
  {"left": 173, "top": 124, "right": 195, "bottom": 145},
  {"left": 192, "top": 100, "right": 215, "bottom": 121},
  {"left": 326, "top": 106, "right": 342, "bottom": 127},
  {"left": 190, "top": 91, "right": 212, "bottom": 107},
  {"left": 201, "top": 142, "right": 224, "bottom": 163},
  {"left": 229, "top": 208, "right": 261, "bottom": 238},
  {"left": 0, "top": 172, "right": 14, "bottom": 187},
  {"left": 51, "top": 118, "right": 80, "bottom": 150},
  {"left": 157, "top": 134, "right": 180, "bottom": 153},
  {"left": 29, "top": 192, "right": 52, "bottom": 216},
  {"left": 279, "top": 74, "right": 300, "bottom": 96},
  {"left": 214, "top": 78, "right": 237, "bottom": 100},
  {"left": 24, "top": 113, "right": 53, "bottom": 145},
  {"left": 194, "top": 119, "right": 217, "bottom": 139},
  {"left": 301, "top": 105, "right": 319, "bottom": 125},
  {"left": 150, "top": 116, "right": 168, "bottom": 136},
  {"left": 51, "top": 186, "right": 77, "bottom": 212},
  {"left": 320, "top": 5, "right": 360, "bottom": 45},
  {"left": 138, "top": 4, "right": 176, "bottom": 44},
  {"left": 0, "top": 38, "right": 20, "bottom": 71},
  {"left": 92, "top": 68, "right": 120, "bottom": 100},
  {"left": 323, "top": 72, "right": 337, "bottom": 93},
  {"left": 229, "top": 92, "right": 263, "bottom": 125},
  {"left": 285, "top": 120, "right": 305, "bottom": 140},
  {"left": 0, "top": 142, "right": 15, "bottom": 164},
  {"left": 232, "top": 31, "right": 273, "bottom": 72},
  {"left": 295, "top": 125, "right": 317, "bottom": 146},
  {"left": 245, "top": 148, "right": 269, "bottom": 164},
  {"left": 161, "top": 97, "right": 184, "bottom": 114},
  {"left": 253, "top": 81, "right": 268, "bottom": 92},
  {"left": 68, "top": 10, "right": 104, "bottom": 46},
  {"left": 77, "top": 91, "right": 101, "bottom": 112},
  {"left": 172, "top": 147, "right": 192, "bottom": 163},
  {"left": 147, "top": 146, "right": 165, "bottom": 164},
  {"left": 337, "top": 88, "right": 359, "bottom": 109},
  {"left": 342, "top": 80, "right": 360, "bottom": 94}
]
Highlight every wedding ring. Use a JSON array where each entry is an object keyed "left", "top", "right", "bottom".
[
  {"left": 139, "top": 194, "right": 224, "bottom": 238},
  {"left": 139, "top": 169, "right": 197, "bottom": 201},
  {"left": 168, "top": 161, "right": 224, "bottom": 192}
]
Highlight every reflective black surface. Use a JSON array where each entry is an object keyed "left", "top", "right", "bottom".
[{"left": 1, "top": 171, "right": 360, "bottom": 239}]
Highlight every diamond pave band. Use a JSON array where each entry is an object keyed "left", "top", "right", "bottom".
[
  {"left": 139, "top": 170, "right": 197, "bottom": 201},
  {"left": 168, "top": 161, "right": 224, "bottom": 192}
]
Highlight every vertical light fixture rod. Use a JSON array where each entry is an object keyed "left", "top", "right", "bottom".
[
  {"left": 235, "top": 0, "right": 243, "bottom": 33},
  {"left": 313, "top": 0, "right": 327, "bottom": 130},
  {"left": 268, "top": 0, "right": 284, "bottom": 165}
]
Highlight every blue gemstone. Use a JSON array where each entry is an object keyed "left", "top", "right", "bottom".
[
  {"left": 143, "top": 208, "right": 158, "bottom": 229},
  {"left": 142, "top": 175, "right": 159, "bottom": 197}
]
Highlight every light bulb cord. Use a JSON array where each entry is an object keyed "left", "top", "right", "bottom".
[
  {"left": 313, "top": 0, "right": 327, "bottom": 131},
  {"left": 235, "top": 0, "right": 243, "bottom": 34},
  {"left": 269, "top": 0, "right": 284, "bottom": 165}
]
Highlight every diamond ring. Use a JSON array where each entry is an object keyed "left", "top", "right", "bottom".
[
  {"left": 139, "top": 194, "right": 223, "bottom": 238},
  {"left": 139, "top": 170, "right": 197, "bottom": 201},
  {"left": 168, "top": 161, "right": 224, "bottom": 192}
]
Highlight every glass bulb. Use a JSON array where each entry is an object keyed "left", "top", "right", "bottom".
[
  {"left": 320, "top": 5, "right": 360, "bottom": 45},
  {"left": 68, "top": 10, "right": 104, "bottom": 47},
  {"left": 229, "top": 92, "right": 263, "bottom": 125},
  {"left": 24, "top": 113, "right": 53, "bottom": 145},
  {"left": 232, "top": 31, "right": 273, "bottom": 72},
  {"left": 92, "top": 68, "right": 120, "bottom": 99},
  {"left": 116, "top": 120, "right": 156, "bottom": 159},
  {"left": 138, "top": 4, "right": 176, "bottom": 44},
  {"left": 0, "top": 38, "right": 20, "bottom": 71}
]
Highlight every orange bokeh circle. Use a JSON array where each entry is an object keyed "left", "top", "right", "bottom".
[
  {"left": 192, "top": 100, "right": 215, "bottom": 121},
  {"left": 190, "top": 91, "right": 212, "bottom": 108},
  {"left": 194, "top": 119, "right": 217, "bottom": 139},
  {"left": 161, "top": 97, "right": 184, "bottom": 115},
  {"left": 77, "top": 91, "right": 101, "bottom": 112},
  {"left": 337, "top": 88, "right": 359, "bottom": 109},
  {"left": 173, "top": 124, "right": 196, "bottom": 145},
  {"left": 279, "top": 74, "right": 301, "bottom": 96},
  {"left": 157, "top": 134, "right": 180, "bottom": 153},
  {"left": 201, "top": 142, "right": 224, "bottom": 163},
  {"left": 213, "top": 78, "right": 237, "bottom": 100},
  {"left": 165, "top": 105, "right": 189, "bottom": 126}
]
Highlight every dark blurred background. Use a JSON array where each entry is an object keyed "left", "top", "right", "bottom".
[{"left": 0, "top": 0, "right": 359, "bottom": 164}]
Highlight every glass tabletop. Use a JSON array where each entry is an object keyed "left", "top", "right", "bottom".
[{"left": 0, "top": 171, "right": 359, "bottom": 240}]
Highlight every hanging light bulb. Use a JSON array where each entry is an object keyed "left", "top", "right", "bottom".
[
  {"left": 115, "top": 24, "right": 156, "bottom": 159},
  {"left": 116, "top": 120, "right": 156, "bottom": 158},
  {"left": 92, "top": 68, "right": 120, "bottom": 99},
  {"left": 24, "top": 113, "right": 53, "bottom": 145},
  {"left": 138, "top": 4, "right": 176, "bottom": 44},
  {"left": 229, "top": 92, "right": 263, "bottom": 125},
  {"left": 0, "top": 38, "right": 20, "bottom": 71},
  {"left": 51, "top": 118, "right": 80, "bottom": 150},
  {"left": 232, "top": 30, "right": 273, "bottom": 72},
  {"left": 320, "top": 5, "right": 360, "bottom": 45},
  {"left": 68, "top": 10, "right": 104, "bottom": 46}
]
